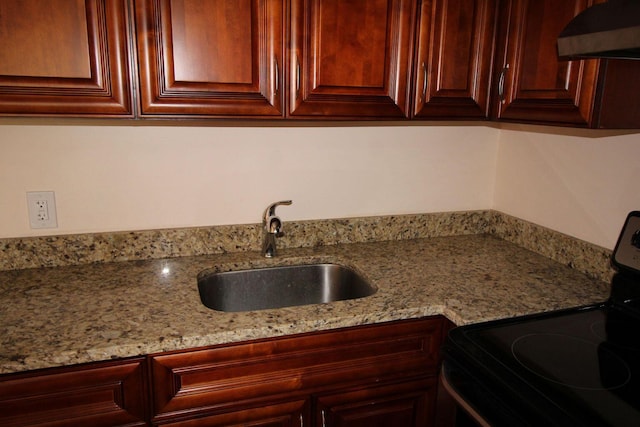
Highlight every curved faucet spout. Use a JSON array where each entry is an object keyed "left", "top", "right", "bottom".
[{"left": 263, "top": 200, "right": 292, "bottom": 225}]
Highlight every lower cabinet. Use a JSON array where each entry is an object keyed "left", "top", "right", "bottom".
[
  {"left": 0, "top": 358, "right": 148, "bottom": 427},
  {"left": 156, "top": 380, "right": 437, "bottom": 427},
  {"left": 316, "top": 378, "right": 437, "bottom": 427},
  {"left": 0, "top": 317, "right": 451, "bottom": 427},
  {"left": 149, "top": 317, "right": 447, "bottom": 426}
]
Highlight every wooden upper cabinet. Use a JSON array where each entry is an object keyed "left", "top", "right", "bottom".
[
  {"left": 135, "top": 0, "right": 284, "bottom": 117},
  {"left": 4, "top": 0, "right": 637, "bottom": 125},
  {"left": 413, "top": 0, "right": 497, "bottom": 119},
  {"left": 492, "top": 0, "right": 601, "bottom": 126},
  {"left": 289, "top": 0, "right": 417, "bottom": 118},
  {"left": 594, "top": 60, "right": 640, "bottom": 129},
  {"left": 0, "top": 0, "right": 133, "bottom": 116}
]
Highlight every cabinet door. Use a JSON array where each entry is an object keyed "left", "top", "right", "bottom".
[
  {"left": 595, "top": 60, "right": 640, "bottom": 129},
  {"left": 135, "top": 0, "right": 284, "bottom": 117},
  {"left": 0, "top": 0, "right": 133, "bottom": 116},
  {"left": 315, "top": 378, "right": 438, "bottom": 427},
  {"left": 492, "top": 0, "right": 601, "bottom": 126},
  {"left": 413, "top": 0, "right": 497, "bottom": 119},
  {"left": 289, "top": 0, "right": 417, "bottom": 118},
  {"left": 0, "top": 358, "right": 147, "bottom": 427}
]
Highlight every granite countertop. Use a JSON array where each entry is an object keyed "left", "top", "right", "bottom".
[{"left": 0, "top": 234, "right": 611, "bottom": 375}]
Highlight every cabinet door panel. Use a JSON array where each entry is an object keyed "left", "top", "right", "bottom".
[
  {"left": 493, "top": 0, "right": 600, "bottom": 125},
  {"left": 0, "top": 1, "right": 90, "bottom": 78},
  {"left": 595, "top": 60, "right": 640, "bottom": 129},
  {"left": 170, "top": 1, "right": 252, "bottom": 84},
  {"left": 316, "top": 378, "right": 437, "bottom": 427},
  {"left": 135, "top": 0, "right": 284, "bottom": 117},
  {"left": 0, "top": 359, "right": 147, "bottom": 427},
  {"left": 0, "top": 0, "right": 133, "bottom": 116},
  {"left": 413, "top": 0, "right": 497, "bottom": 118},
  {"left": 289, "top": 0, "right": 416, "bottom": 118}
]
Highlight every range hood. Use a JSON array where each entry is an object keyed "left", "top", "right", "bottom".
[{"left": 557, "top": 0, "right": 640, "bottom": 59}]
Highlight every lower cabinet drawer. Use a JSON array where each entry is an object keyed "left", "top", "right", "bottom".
[{"left": 159, "top": 399, "right": 310, "bottom": 427}]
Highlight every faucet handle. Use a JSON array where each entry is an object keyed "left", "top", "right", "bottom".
[{"left": 263, "top": 200, "right": 292, "bottom": 224}]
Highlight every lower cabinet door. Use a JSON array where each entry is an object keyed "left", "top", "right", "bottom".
[
  {"left": 158, "top": 399, "right": 309, "bottom": 427},
  {"left": 315, "top": 377, "right": 437, "bottom": 427},
  {"left": 0, "top": 358, "right": 148, "bottom": 427}
]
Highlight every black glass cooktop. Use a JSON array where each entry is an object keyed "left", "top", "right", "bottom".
[
  {"left": 446, "top": 303, "right": 640, "bottom": 426},
  {"left": 444, "top": 212, "right": 640, "bottom": 426}
]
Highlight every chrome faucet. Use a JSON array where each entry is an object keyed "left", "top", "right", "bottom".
[{"left": 262, "top": 200, "right": 292, "bottom": 258}]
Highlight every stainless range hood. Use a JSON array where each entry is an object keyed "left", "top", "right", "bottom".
[{"left": 557, "top": 0, "right": 640, "bottom": 59}]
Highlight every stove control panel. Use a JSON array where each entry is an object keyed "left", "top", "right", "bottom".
[{"left": 613, "top": 211, "right": 640, "bottom": 275}]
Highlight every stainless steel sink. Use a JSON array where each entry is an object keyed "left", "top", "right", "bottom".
[{"left": 197, "top": 263, "right": 377, "bottom": 312}]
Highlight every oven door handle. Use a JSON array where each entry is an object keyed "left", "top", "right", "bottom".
[{"left": 440, "top": 365, "right": 493, "bottom": 427}]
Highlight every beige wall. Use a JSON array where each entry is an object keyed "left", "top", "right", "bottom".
[
  {"left": 0, "top": 122, "right": 498, "bottom": 238},
  {"left": 494, "top": 125, "right": 640, "bottom": 249},
  {"left": 2, "top": 120, "right": 639, "bottom": 249}
]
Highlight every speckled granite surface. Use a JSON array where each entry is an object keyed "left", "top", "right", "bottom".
[
  {"left": 0, "top": 234, "right": 611, "bottom": 374},
  {"left": 0, "top": 211, "right": 491, "bottom": 270},
  {"left": 0, "top": 210, "right": 612, "bottom": 281},
  {"left": 489, "top": 212, "right": 613, "bottom": 282}
]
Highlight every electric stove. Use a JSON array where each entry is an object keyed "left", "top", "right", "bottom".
[{"left": 442, "top": 211, "right": 640, "bottom": 426}]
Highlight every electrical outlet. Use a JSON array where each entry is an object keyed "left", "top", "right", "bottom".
[{"left": 27, "top": 191, "right": 58, "bottom": 229}]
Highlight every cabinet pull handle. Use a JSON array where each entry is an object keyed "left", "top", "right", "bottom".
[
  {"left": 299, "top": 413, "right": 303, "bottom": 427},
  {"left": 274, "top": 58, "right": 279, "bottom": 94},
  {"left": 498, "top": 64, "right": 509, "bottom": 103},
  {"left": 321, "top": 409, "right": 327, "bottom": 427},
  {"left": 296, "top": 56, "right": 301, "bottom": 96},
  {"left": 422, "top": 62, "right": 428, "bottom": 99}
]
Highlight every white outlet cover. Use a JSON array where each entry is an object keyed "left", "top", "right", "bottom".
[{"left": 27, "top": 191, "right": 58, "bottom": 229}]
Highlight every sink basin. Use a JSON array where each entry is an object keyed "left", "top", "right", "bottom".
[{"left": 197, "top": 263, "right": 377, "bottom": 312}]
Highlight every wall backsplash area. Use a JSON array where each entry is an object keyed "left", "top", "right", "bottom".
[
  {"left": 0, "top": 124, "right": 498, "bottom": 239},
  {"left": 0, "top": 210, "right": 612, "bottom": 283},
  {"left": 1, "top": 122, "right": 639, "bottom": 257},
  {"left": 493, "top": 126, "right": 640, "bottom": 250}
]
